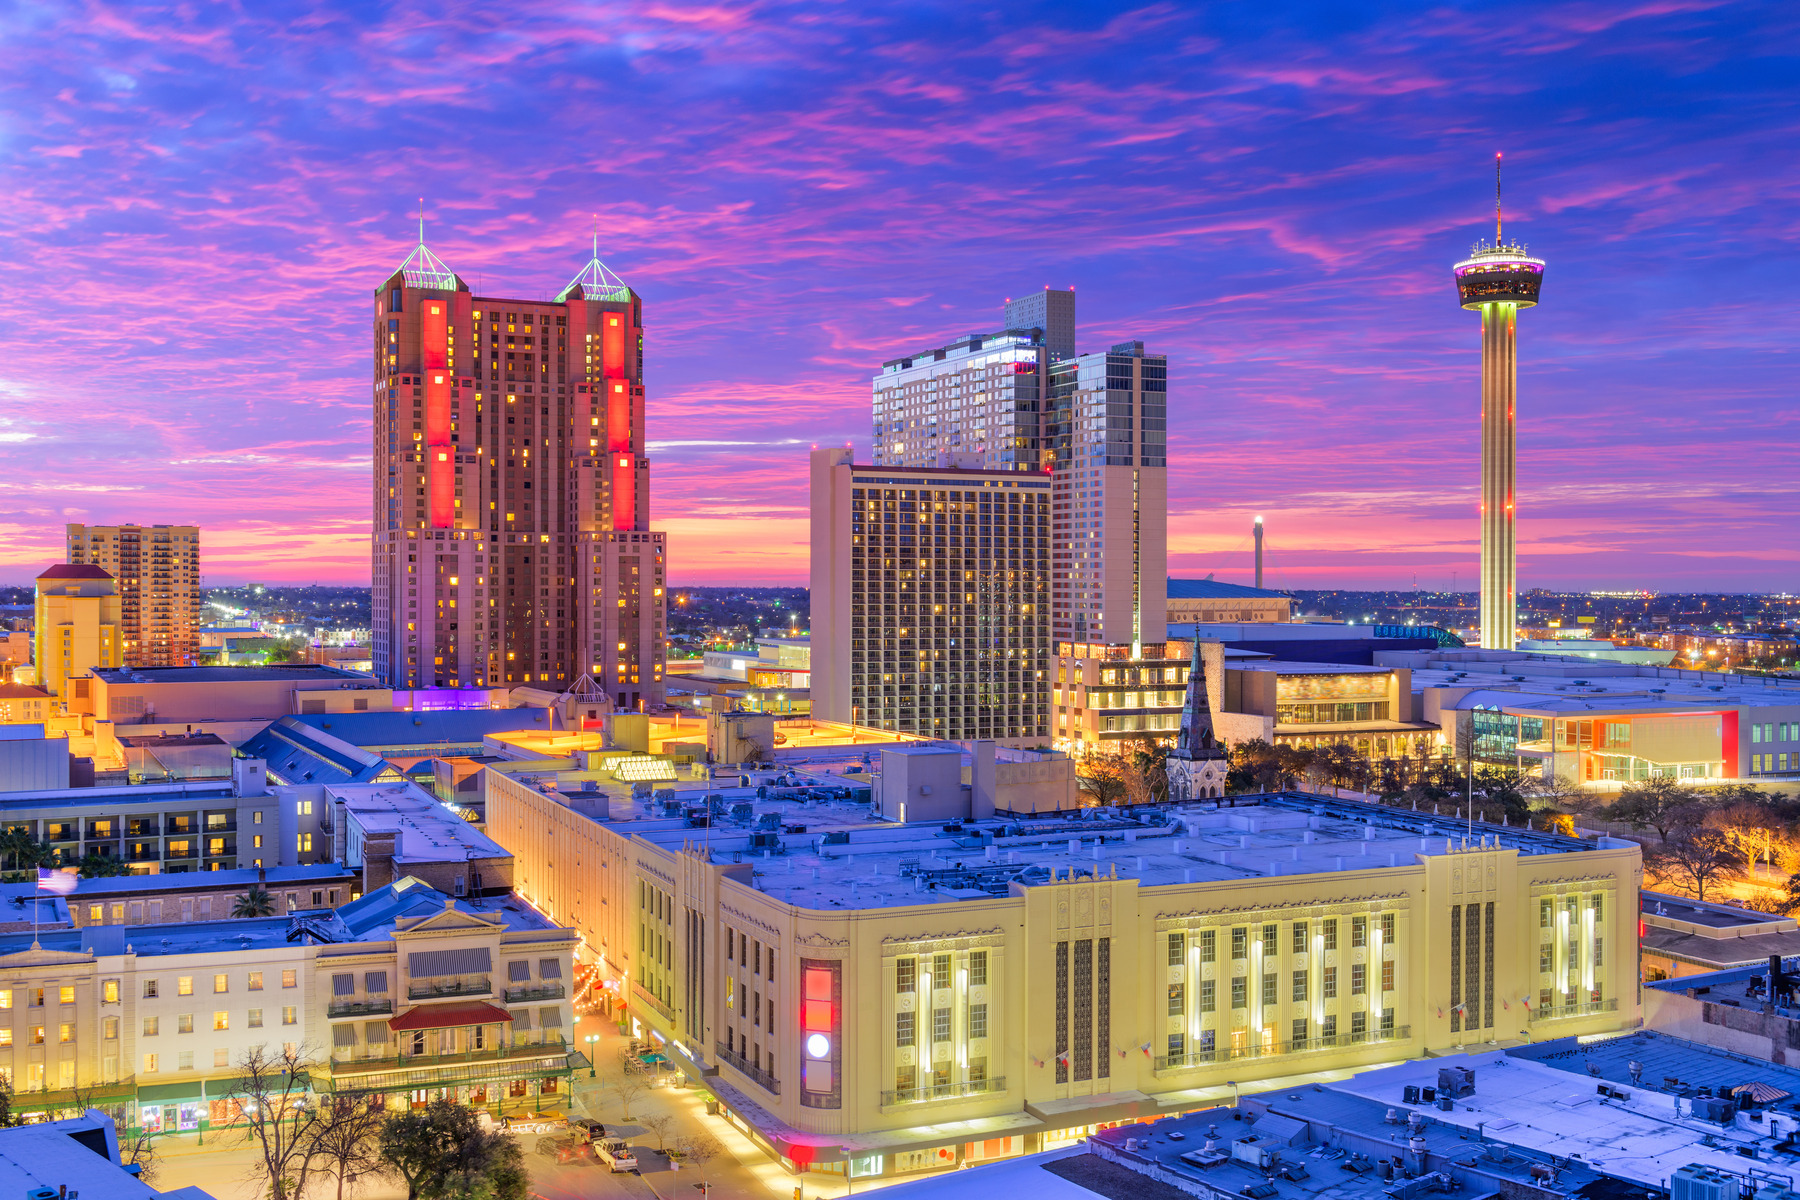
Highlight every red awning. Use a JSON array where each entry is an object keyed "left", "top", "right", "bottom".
[{"left": 388, "top": 1001, "right": 512, "bottom": 1033}]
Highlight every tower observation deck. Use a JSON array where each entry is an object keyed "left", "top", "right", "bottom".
[{"left": 1453, "top": 156, "right": 1546, "bottom": 652}]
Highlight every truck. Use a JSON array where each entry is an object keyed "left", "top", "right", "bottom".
[{"left": 595, "top": 1139, "right": 639, "bottom": 1173}]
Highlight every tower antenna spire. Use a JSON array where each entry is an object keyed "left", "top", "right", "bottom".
[
  {"left": 593, "top": 214, "right": 599, "bottom": 260},
  {"left": 1495, "top": 153, "right": 1503, "bottom": 244},
  {"left": 418, "top": 197, "right": 425, "bottom": 247}
]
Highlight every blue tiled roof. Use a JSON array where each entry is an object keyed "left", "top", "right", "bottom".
[{"left": 238, "top": 717, "right": 398, "bottom": 786}]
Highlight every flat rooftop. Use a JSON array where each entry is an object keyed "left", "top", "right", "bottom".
[
  {"left": 1089, "top": 1089, "right": 1626, "bottom": 1200},
  {"left": 1390, "top": 649, "right": 1800, "bottom": 714},
  {"left": 333, "top": 782, "right": 510, "bottom": 863},
  {"left": 1332, "top": 1034, "right": 1800, "bottom": 1188},
  {"left": 0, "top": 865, "right": 355, "bottom": 901},
  {"left": 91, "top": 665, "right": 377, "bottom": 685},
  {"left": 118, "top": 732, "right": 228, "bottom": 748},
  {"left": 0, "top": 779, "right": 237, "bottom": 809},
  {"left": 1232, "top": 661, "right": 1392, "bottom": 676},
  {"left": 547, "top": 787, "right": 1600, "bottom": 911}
]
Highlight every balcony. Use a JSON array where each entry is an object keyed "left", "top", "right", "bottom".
[
  {"left": 880, "top": 1076, "right": 1005, "bottom": 1108},
  {"left": 126, "top": 823, "right": 157, "bottom": 839},
  {"left": 1528, "top": 998, "right": 1618, "bottom": 1023},
  {"left": 502, "top": 982, "right": 565, "bottom": 1004},
  {"left": 328, "top": 998, "right": 394, "bottom": 1018},
  {"left": 163, "top": 843, "right": 195, "bottom": 861},
  {"left": 407, "top": 976, "right": 492, "bottom": 1001},
  {"left": 328, "top": 1037, "right": 570, "bottom": 1091},
  {"left": 1153, "top": 1026, "right": 1412, "bottom": 1074},
  {"left": 125, "top": 847, "right": 161, "bottom": 863},
  {"left": 203, "top": 819, "right": 237, "bottom": 833},
  {"left": 715, "top": 1042, "right": 778, "bottom": 1095}
]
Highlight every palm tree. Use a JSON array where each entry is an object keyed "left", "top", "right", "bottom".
[{"left": 233, "top": 886, "right": 277, "bottom": 918}]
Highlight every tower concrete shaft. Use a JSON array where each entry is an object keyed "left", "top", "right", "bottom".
[{"left": 1479, "top": 304, "right": 1517, "bottom": 650}]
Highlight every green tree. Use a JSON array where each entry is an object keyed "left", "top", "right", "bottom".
[
  {"left": 378, "top": 1098, "right": 525, "bottom": 1200},
  {"left": 76, "top": 852, "right": 128, "bottom": 879},
  {"left": 234, "top": 886, "right": 277, "bottom": 918}
]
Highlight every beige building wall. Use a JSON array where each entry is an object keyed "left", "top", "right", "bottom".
[
  {"left": 810, "top": 448, "right": 855, "bottom": 725},
  {"left": 484, "top": 772, "right": 1644, "bottom": 1172},
  {"left": 34, "top": 570, "right": 122, "bottom": 706},
  {"left": 1166, "top": 595, "right": 1294, "bottom": 624},
  {"left": 66, "top": 525, "right": 201, "bottom": 669}
]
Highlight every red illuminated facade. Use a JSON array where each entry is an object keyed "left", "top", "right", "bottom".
[{"left": 371, "top": 233, "right": 666, "bottom": 708}]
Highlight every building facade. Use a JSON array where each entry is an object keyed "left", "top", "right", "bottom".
[
  {"left": 0, "top": 879, "right": 575, "bottom": 1128},
  {"left": 1047, "top": 341, "right": 1168, "bottom": 648},
  {"left": 65, "top": 525, "right": 201, "bottom": 669},
  {"left": 1053, "top": 639, "right": 1191, "bottom": 754},
  {"left": 1166, "top": 578, "right": 1295, "bottom": 625},
  {"left": 810, "top": 448, "right": 1052, "bottom": 744},
  {"left": 869, "top": 294, "right": 1167, "bottom": 664},
  {"left": 484, "top": 775, "right": 1643, "bottom": 1183},
  {"left": 371, "top": 231, "right": 666, "bottom": 709},
  {"left": 33, "top": 565, "right": 123, "bottom": 710}
]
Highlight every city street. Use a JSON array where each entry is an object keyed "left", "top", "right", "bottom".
[{"left": 149, "top": 1010, "right": 865, "bottom": 1200}]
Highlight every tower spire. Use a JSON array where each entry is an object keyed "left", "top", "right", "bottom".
[
  {"left": 1495, "top": 153, "right": 1503, "bottom": 245},
  {"left": 418, "top": 197, "right": 426, "bottom": 247}
]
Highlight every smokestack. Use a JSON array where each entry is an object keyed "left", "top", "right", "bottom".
[{"left": 1254, "top": 516, "right": 1264, "bottom": 589}]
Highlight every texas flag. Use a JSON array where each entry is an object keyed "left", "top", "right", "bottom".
[{"left": 36, "top": 869, "right": 76, "bottom": 896}]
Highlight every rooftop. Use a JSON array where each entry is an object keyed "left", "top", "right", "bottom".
[
  {"left": 92, "top": 664, "right": 378, "bottom": 685},
  {"left": 0, "top": 864, "right": 355, "bottom": 901},
  {"left": 1392, "top": 649, "right": 1800, "bottom": 715},
  {"left": 118, "top": 732, "right": 228, "bottom": 748},
  {"left": 0, "top": 1112, "right": 215, "bottom": 1200},
  {"left": 548, "top": 788, "right": 1600, "bottom": 912},
  {"left": 1167, "top": 578, "right": 1292, "bottom": 601},
  {"left": 1333, "top": 1034, "right": 1800, "bottom": 1190},
  {"left": 241, "top": 716, "right": 399, "bottom": 787},
  {"left": 35, "top": 563, "right": 113, "bottom": 581},
  {"left": 295, "top": 707, "right": 554, "bottom": 750},
  {"left": 0, "top": 877, "right": 558, "bottom": 960},
  {"left": 0, "top": 778, "right": 236, "bottom": 809},
  {"left": 332, "top": 782, "right": 510, "bottom": 864}
]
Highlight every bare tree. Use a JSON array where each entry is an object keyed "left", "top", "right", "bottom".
[
  {"left": 121, "top": 1128, "right": 158, "bottom": 1184},
  {"left": 612, "top": 1059, "right": 648, "bottom": 1121},
  {"left": 305, "top": 1098, "right": 388, "bottom": 1200},
  {"left": 1609, "top": 776, "right": 1702, "bottom": 842},
  {"left": 1648, "top": 828, "right": 1737, "bottom": 902},
  {"left": 677, "top": 1132, "right": 724, "bottom": 1196},
  {"left": 221, "top": 1044, "right": 321, "bottom": 1200},
  {"left": 640, "top": 1111, "right": 675, "bottom": 1151}
]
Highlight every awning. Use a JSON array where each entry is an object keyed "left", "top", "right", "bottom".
[
  {"left": 409, "top": 947, "right": 491, "bottom": 977},
  {"left": 388, "top": 1001, "right": 512, "bottom": 1032}
]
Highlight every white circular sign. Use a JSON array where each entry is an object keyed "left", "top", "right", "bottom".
[{"left": 805, "top": 1033, "right": 831, "bottom": 1059}]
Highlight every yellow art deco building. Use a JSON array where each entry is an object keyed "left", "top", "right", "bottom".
[
  {"left": 485, "top": 773, "right": 1641, "bottom": 1185},
  {"left": 33, "top": 564, "right": 124, "bottom": 708}
]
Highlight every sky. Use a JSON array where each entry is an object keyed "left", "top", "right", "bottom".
[{"left": 0, "top": 0, "right": 1795, "bottom": 593}]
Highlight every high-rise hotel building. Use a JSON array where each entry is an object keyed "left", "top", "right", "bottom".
[
  {"left": 371, "top": 232, "right": 666, "bottom": 708},
  {"left": 66, "top": 524, "right": 201, "bottom": 667},
  {"left": 868, "top": 291, "right": 1167, "bottom": 748},
  {"left": 811, "top": 448, "right": 1051, "bottom": 743}
]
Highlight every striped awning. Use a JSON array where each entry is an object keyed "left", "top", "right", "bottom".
[{"left": 388, "top": 1001, "right": 511, "bottom": 1032}]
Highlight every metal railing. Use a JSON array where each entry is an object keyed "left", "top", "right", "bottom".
[
  {"left": 1154, "top": 1027, "right": 1411, "bottom": 1073},
  {"left": 328, "top": 998, "right": 394, "bottom": 1018},
  {"left": 880, "top": 1076, "right": 1006, "bottom": 1107},
  {"left": 407, "top": 977, "right": 492, "bottom": 1000},
  {"left": 330, "top": 1035, "right": 567, "bottom": 1074},
  {"left": 502, "top": 982, "right": 565, "bottom": 1003},
  {"left": 715, "top": 1042, "right": 779, "bottom": 1095},
  {"left": 1528, "top": 998, "right": 1617, "bottom": 1023}
]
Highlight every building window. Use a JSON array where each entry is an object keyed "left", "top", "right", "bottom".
[
  {"left": 895, "top": 1011, "right": 914, "bottom": 1047},
  {"left": 968, "top": 1003, "right": 988, "bottom": 1038},
  {"left": 178, "top": 1014, "right": 193, "bottom": 1034},
  {"left": 103, "top": 980, "right": 118, "bottom": 1004},
  {"left": 1262, "top": 972, "right": 1277, "bottom": 1006},
  {"left": 144, "top": 1054, "right": 158, "bottom": 1074},
  {"left": 896, "top": 958, "right": 915, "bottom": 994},
  {"left": 1231, "top": 928, "right": 1246, "bottom": 959},
  {"left": 1200, "top": 980, "right": 1215, "bottom": 1013},
  {"left": 1323, "top": 919, "right": 1337, "bottom": 951},
  {"left": 1167, "top": 984, "right": 1184, "bottom": 1016},
  {"left": 1351, "top": 1011, "right": 1367, "bottom": 1039},
  {"left": 282, "top": 971, "right": 297, "bottom": 989},
  {"left": 1292, "top": 923, "right": 1307, "bottom": 954},
  {"left": 1292, "top": 1018, "right": 1308, "bottom": 1044},
  {"left": 1351, "top": 964, "right": 1366, "bottom": 995},
  {"left": 968, "top": 951, "right": 988, "bottom": 987},
  {"left": 1323, "top": 966, "right": 1337, "bottom": 999},
  {"left": 178, "top": 977, "right": 194, "bottom": 996},
  {"left": 283, "top": 1006, "right": 297, "bottom": 1026},
  {"left": 1231, "top": 977, "right": 1246, "bottom": 1009},
  {"left": 214, "top": 974, "right": 229, "bottom": 994},
  {"left": 1381, "top": 913, "right": 1396, "bottom": 941},
  {"left": 58, "top": 986, "right": 74, "bottom": 1005},
  {"left": 1167, "top": 933, "right": 1184, "bottom": 966},
  {"left": 932, "top": 1007, "right": 950, "bottom": 1044},
  {"left": 248, "top": 972, "right": 263, "bottom": 991},
  {"left": 143, "top": 1017, "right": 158, "bottom": 1036},
  {"left": 214, "top": 1011, "right": 229, "bottom": 1031},
  {"left": 1200, "top": 929, "right": 1216, "bottom": 963},
  {"left": 1382, "top": 961, "right": 1395, "bottom": 992},
  {"left": 1292, "top": 971, "right": 1307, "bottom": 1002},
  {"left": 1352, "top": 917, "right": 1367, "bottom": 948},
  {"left": 248, "top": 1009, "right": 263, "bottom": 1028}
]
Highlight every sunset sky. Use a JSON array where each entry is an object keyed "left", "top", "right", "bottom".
[{"left": 1, "top": 1, "right": 1794, "bottom": 592}]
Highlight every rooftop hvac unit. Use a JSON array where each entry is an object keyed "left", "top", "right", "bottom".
[{"left": 1672, "top": 1164, "right": 1737, "bottom": 1200}]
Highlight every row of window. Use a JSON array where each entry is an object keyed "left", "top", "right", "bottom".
[
  {"left": 1166, "top": 963, "right": 1393, "bottom": 1013},
  {"left": 1164, "top": 915, "right": 1393, "bottom": 965},
  {"left": 895, "top": 951, "right": 989, "bottom": 993}
]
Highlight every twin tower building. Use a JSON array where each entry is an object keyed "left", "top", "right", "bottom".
[{"left": 371, "top": 227, "right": 1163, "bottom": 737}]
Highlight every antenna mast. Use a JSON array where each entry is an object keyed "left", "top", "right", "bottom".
[
  {"left": 418, "top": 197, "right": 426, "bottom": 246},
  {"left": 1495, "top": 153, "right": 1503, "bottom": 244}
]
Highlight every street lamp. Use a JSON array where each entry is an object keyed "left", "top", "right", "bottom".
[{"left": 585, "top": 1033, "right": 599, "bottom": 1078}]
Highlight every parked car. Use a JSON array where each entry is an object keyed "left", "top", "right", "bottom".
[
  {"left": 572, "top": 1117, "right": 606, "bottom": 1143},
  {"left": 595, "top": 1139, "right": 639, "bottom": 1173},
  {"left": 535, "top": 1134, "right": 588, "bottom": 1164}
]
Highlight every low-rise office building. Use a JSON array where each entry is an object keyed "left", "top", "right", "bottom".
[
  {"left": 0, "top": 876, "right": 575, "bottom": 1127},
  {"left": 1640, "top": 890, "right": 1800, "bottom": 980},
  {"left": 1166, "top": 578, "right": 1294, "bottom": 625},
  {"left": 483, "top": 770, "right": 1642, "bottom": 1183},
  {"left": 0, "top": 760, "right": 278, "bottom": 873},
  {"left": 0, "top": 865, "right": 361, "bottom": 931}
]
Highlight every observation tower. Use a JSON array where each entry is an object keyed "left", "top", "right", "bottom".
[{"left": 1454, "top": 154, "right": 1545, "bottom": 651}]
